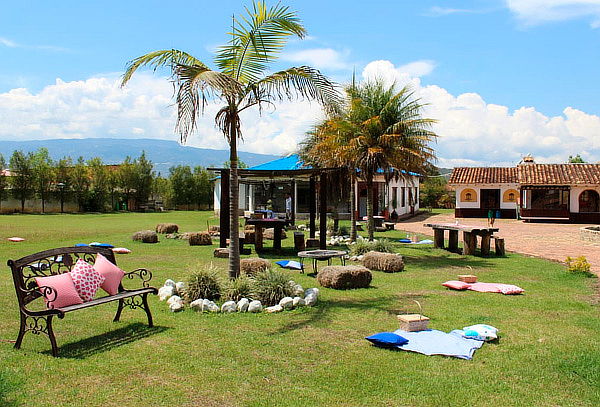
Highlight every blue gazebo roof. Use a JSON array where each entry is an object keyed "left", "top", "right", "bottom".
[{"left": 247, "top": 154, "right": 310, "bottom": 171}]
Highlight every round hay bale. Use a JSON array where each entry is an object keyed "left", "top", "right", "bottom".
[
  {"left": 188, "top": 232, "right": 213, "bottom": 246},
  {"left": 156, "top": 223, "right": 179, "bottom": 234},
  {"left": 317, "top": 265, "right": 372, "bottom": 289},
  {"left": 132, "top": 230, "right": 159, "bottom": 243},
  {"left": 240, "top": 258, "right": 271, "bottom": 276},
  {"left": 362, "top": 251, "right": 404, "bottom": 273},
  {"left": 214, "top": 248, "right": 230, "bottom": 258},
  {"left": 264, "top": 228, "right": 287, "bottom": 240}
]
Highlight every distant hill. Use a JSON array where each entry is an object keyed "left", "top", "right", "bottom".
[{"left": 0, "top": 138, "right": 281, "bottom": 175}]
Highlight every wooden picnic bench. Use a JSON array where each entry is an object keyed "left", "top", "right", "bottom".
[
  {"left": 8, "top": 246, "right": 157, "bottom": 356},
  {"left": 424, "top": 223, "right": 500, "bottom": 256}
]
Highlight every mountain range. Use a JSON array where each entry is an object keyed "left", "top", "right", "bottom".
[{"left": 0, "top": 138, "right": 281, "bottom": 175}]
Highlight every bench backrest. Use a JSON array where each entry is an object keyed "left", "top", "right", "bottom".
[{"left": 7, "top": 246, "right": 118, "bottom": 309}]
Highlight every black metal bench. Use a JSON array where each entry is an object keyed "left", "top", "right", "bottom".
[{"left": 8, "top": 246, "right": 158, "bottom": 357}]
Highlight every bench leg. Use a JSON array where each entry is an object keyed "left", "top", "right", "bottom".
[
  {"left": 14, "top": 313, "right": 27, "bottom": 350},
  {"left": 114, "top": 295, "right": 154, "bottom": 328},
  {"left": 142, "top": 293, "right": 154, "bottom": 328},
  {"left": 113, "top": 299, "right": 125, "bottom": 322},
  {"left": 15, "top": 314, "right": 59, "bottom": 357},
  {"left": 47, "top": 316, "right": 58, "bottom": 357}
]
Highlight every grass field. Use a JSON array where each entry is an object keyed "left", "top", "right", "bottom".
[{"left": 0, "top": 211, "right": 598, "bottom": 407}]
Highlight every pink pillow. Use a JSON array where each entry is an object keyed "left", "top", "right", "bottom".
[
  {"left": 112, "top": 247, "right": 131, "bottom": 254},
  {"left": 93, "top": 253, "right": 125, "bottom": 295},
  {"left": 8, "top": 237, "right": 25, "bottom": 242},
  {"left": 442, "top": 280, "right": 471, "bottom": 290},
  {"left": 499, "top": 284, "right": 524, "bottom": 295},
  {"left": 35, "top": 273, "right": 83, "bottom": 309},
  {"left": 70, "top": 259, "right": 105, "bottom": 302}
]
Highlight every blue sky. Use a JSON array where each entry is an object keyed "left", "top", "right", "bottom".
[{"left": 1, "top": 0, "right": 600, "bottom": 166}]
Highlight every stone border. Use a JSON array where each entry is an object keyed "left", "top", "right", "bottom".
[{"left": 580, "top": 226, "right": 600, "bottom": 243}]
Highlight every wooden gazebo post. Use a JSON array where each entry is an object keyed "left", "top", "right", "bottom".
[
  {"left": 309, "top": 176, "right": 316, "bottom": 238},
  {"left": 219, "top": 169, "right": 230, "bottom": 249},
  {"left": 319, "top": 172, "right": 327, "bottom": 249}
]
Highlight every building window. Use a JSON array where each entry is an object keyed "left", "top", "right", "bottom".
[
  {"left": 392, "top": 187, "right": 398, "bottom": 208},
  {"left": 401, "top": 187, "right": 406, "bottom": 207},
  {"left": 460, "top": 188, "right": 477, "bottom": 202}
]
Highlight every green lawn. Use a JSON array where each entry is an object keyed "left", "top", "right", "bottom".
[{"left": 0, "top": 211, "right": 598, "bottom": 407}]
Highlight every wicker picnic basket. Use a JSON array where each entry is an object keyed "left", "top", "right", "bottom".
[
  {"left": 397, "top": 300, "right": 430, "bottom": 332},
  {"left": 458, "top": 274, "right": 477, "bottom": 283}
]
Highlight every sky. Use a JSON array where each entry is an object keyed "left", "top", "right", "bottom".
[{"left": 1, "top": 0, "right": 600, "bottom": 167}]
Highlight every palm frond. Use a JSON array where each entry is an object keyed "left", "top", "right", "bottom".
[
  {"left": 121, "top": 49, "right": 206, "bottom": 86},
  {"left": 215, "top": 1, "right": 306, "bottom": 83}
]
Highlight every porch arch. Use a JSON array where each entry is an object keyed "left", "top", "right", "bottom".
[{"left": 579, "top": 189, "right": 599, "bottom": 212}]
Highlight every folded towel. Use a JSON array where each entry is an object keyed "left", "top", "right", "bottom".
[{"left": 392, "top": 329, "right": 484, "bottom": 360}]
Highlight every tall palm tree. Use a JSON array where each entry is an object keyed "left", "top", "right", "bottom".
[
  {"left": 302, "top": 79, "right": 437, "bottom": 241},
  {"left": 121, "top": 1, "right": 339, "bottom": 278}
]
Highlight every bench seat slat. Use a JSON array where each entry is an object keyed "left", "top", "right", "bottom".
[{"left": 57, "top": 288, "right": 157, "bottom": 312}]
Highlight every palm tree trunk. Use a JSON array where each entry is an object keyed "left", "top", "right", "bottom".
[
  {"left": 366, "top": 174, "right": 374, "bottom": 241},
  {"left": 228, "top": 117, "right": 240, "bottom": 279},
  {"left": 350, "top": 174, "right": 357, "bottom": 242}
]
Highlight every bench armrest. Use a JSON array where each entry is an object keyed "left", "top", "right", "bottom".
[{"left": 123, "top": 268, "right": 153, "bottom": 288}]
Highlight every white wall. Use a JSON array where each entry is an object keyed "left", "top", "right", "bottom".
[
  {"left": 374, "top": 175, "right": 420, "bottom": 216},
  {"left": 453, "top": 184, "right": 518, "bottom": 209}
]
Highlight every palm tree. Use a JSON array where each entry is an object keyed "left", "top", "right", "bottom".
[
  {"left": 302, "top": 79, "right": 437, "bottom": 241},
  {"left": 121, "top": 1, "right": 339, "bottom": 278}
]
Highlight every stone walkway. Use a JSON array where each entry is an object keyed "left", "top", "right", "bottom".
[{"left": 395, "top": 211, "right": 600, "bottom": 275}]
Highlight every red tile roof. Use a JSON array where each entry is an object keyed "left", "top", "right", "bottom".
[
  {"left": 518, "top": 164, "right": 600, "bottom": 185},
  {"left": 449, "top": 167, "right": 518, "bottom": 184}
]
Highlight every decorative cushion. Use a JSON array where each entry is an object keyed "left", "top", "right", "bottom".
[
  {"left": 275, "top": 260, "right": 303, "bottom": 270},
  {"left": 35, "top": 273, "right": 83, "bottom": 309},
  {"left": 461, "top": 324, "right": 499, "bottom": 341},
  {"left": 8, "top": 237, "right": 25, "bottom": 242},
  {"left": 365, "top": 332, "right": 409, "bottom": 347},
  {"left": 112, "top": 247, "right": 132, "bottom": 254},
  {"left": 498, "top": 284, "right": 525, "bottom": 295},
  {"left": 70, "top": 259, "right": 105, "bottom": 302},
  {"left": 442, "top": 280, "right": 471, "bottom": 290},
  {"left": 89, "top": 242, "right": 115, "bottom": 248},
  {"left": 93, "top": 253, "right": 125, "bottom": 295}
]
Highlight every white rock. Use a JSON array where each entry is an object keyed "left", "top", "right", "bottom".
[
  {"left": 357, "top": 255, "right": 364, "bottom": 261},
  {"left": 201, "top": 298, "right": 212, "bottom": 312},
  {"left": 305, "top": 288, "right": 319, "bottom": 298},
  {"left": 169, "top": 302, "right": 184, "bottom": 312},
  {"left": 221, "top": 300, "right": 237, "bottom": 313},
  {"left": 175, "top": 281, "right": 186, "bottom": 295},
  {"left": 304, "top": 294, "right": 317, "bottom": 306},
  {"left": 279, "top": 296, "right": 294, "bottom": 309},
  {"left": 207, "top": 302, "right": 220, "bottom": 312},
  {"left": 248, "top": 300, "right": 263, "bottom": 313},
  {"left": 158, "top": 286, "right": 175, "bottom": 301},
  {"left": 265, "top": 305, "right": 283, "bottom": 313},
  {"left": 190, "top": 298, "right": 203, "bottom": 311},
  {"left": 292, "top": 296, "right": 305, "bottom": 307},
  {"left": 237, "top": 298, "right": 250, "bottom": 312},
  {"left": 167, "top": 295, "right": 183, "bottom": 306},
  {"left": 293, "top": 284, "right": 304, "bottom": 297},
  {"left": 164, "top": 279, "right": 176, "bottom": 288}
]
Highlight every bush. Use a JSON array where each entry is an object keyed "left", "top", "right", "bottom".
[
  {"left": 348, "top": 237, "right": 395, "bottom": 256},
  {"left": 225, "top": 275, "right": 254, "bottom": 302},
  {"left": 565, "top": 256, "right": 594, "bottom": 277},
  {"left": 183, "top": 264, "right": 223, "bottom": 302},
  {"left": 252, "top": 269, "right": 294, "bottom": 306}
]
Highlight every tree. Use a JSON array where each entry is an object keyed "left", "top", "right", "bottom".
[
  {"left": 223, "top": 158, "right": 248, "bottom": 169},
  {"left": 31, "top": 148, "right": 55, "bottom": 213},
  {"left": 169, "top": 165, "right": 195, "bottom": 209},
  {"left": 132, "top": 152, "right": 154, "bottom": 208},
  {"left": 9, "top": 150, "right": 34, "bottom": 212},
  {"left": 118, "top": 157, "right": 137, "bottom": 210},
  {"left": 71, "top": 156, "right": 90, "bottom": 211},
  {"left": 302, "top": 79, "right": 437, "bottom": 240},
  {"left": 87, "top": 157, "right": 110, "bottom": 211},
  {"left": 568, "top": 154, "right": 585, "bottom": 163},
  {"left": 193, "top": 166, "right": 213, "bottom": 209},
  {"left": 0, "top": 154, "right": 8, "bottom": 212},
  {"left": 121, "top": 1, "right": 338, "bottom": 278}
]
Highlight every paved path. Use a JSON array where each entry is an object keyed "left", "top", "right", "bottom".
[{"left": 396, "top": 211, "right": 600, "bottom": 275}]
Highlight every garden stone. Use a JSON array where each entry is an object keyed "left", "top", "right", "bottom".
[
  {"left": 248, "top": 300, "right": 263, "bottom": 313},
  {"left": 164, "top": 279, "right": 176, "bottom": 288},
  {"left": 190, "top": 299, "right": 203, "bottom": 311},
  {"left": 167, "top": 295, "right": 183, "bottom": 306},
  {"left": 207, "top": 302, "right": 220, "bottom": 312},
  {"left": 201, "top": 299, "right": 212, "bottom": 312},
  {"left": 292, "top": 284, "right": 304, "bottom": 297},
  {"left": 158, "top": 286, "right": 174, "bottom": 301},
  {"left": 304, "top": 294, "right": 317, "bottom": 306},
  {"left": 221, "top": 301, "right": 237, "bottom": 313},
  {"left": 265, "top": 304, "right": 283, "bottom": 313},
  {"left": 279, "top": 297, "right": 294, "bottom": 309},
  {"left": 237, "top": 298, "right": 250, "bottom": 312},
  {"left": 305, "top": 288, "right": 319, "bottom": 298},
  {"left": 292, "top": 297, "right": 305, "bottom": 307},
  {"left": 175, "top": 281, "right": 186, "bottom": 295}
]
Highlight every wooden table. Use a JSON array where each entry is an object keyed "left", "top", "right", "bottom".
[
  {"left": 424, "top": 223, "right": 499, "bottom": 256},
  {"left": 245, "top": 218, "right": 287, "bottom": 252}
]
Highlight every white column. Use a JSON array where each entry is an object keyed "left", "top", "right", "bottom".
[
  {"left": 249, "top": 185, "right": 254, "bottom": 212},
  {"left": 294, "top": 181, "right": 298, "bottom": 214}
]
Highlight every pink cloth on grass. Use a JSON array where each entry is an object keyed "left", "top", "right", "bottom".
[{"left": 468, "top": 282, "right": 524, "bottom": 295}]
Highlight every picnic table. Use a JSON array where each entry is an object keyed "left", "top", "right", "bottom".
[
  {"left": 424, "top": 223, "right": 500, "bottom": 256},
  {"left": 246, "top": 218, "right": 287, "bottom": 252}
]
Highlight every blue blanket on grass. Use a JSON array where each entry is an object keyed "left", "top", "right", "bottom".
[{"left": 392, "top": 329, "right": 484, "bottom": 360}]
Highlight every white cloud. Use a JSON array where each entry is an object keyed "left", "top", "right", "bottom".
[
  {"left": 281, "top": 48, "right": 351, "bottom": 71},
  {"left": 0, "top": 37, "right": 17, "bottom": 47},
  {"left": 506, "top": 0, "right": 600, "bottom": 27},
  {"left": 2, "top": 62, "right": 600, "bottom": 167},
  {"left": 426, "top": 7, "right": 477, "bottom": 16},
  {"left": 0, "top": 36, "right": 67, "bottom": 51}
]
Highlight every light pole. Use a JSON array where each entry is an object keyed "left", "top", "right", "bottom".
[{"left": 57, "top": 182, "right": 65, "bottom": 213}]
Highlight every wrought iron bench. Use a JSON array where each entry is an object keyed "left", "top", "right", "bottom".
[{"left": 8, "top": 246, "right": 158, "bottom": 357}]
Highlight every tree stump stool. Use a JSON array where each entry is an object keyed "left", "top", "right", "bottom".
[
  {"left": 294, "top": 232, "right": 305, "bottom": 251},
  {"left": 494, "top": 237, "right": 506, "bottom": 256}
]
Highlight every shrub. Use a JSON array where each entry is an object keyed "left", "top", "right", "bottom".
[
  {"left": 565, "top": 256, "right": 594, "bottom": 277},
  {"left": 183, "top": 264, "right": 223, "bottom": 302},
  {"left": 225, "top": 275, "right": 254, "bottom": 302},
  {"left": 372, "top": 238, "right": 395, "bottom": 254},
  {"left": 348, "top": 237, "right": 395, "bottom": 256},
  {"left": 252, "top": 269, "right": 294, "bottom": 306}
]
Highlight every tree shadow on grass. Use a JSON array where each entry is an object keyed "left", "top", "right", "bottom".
[{"left": 44, "top": 322, "right": 169, "bottom": 359}]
